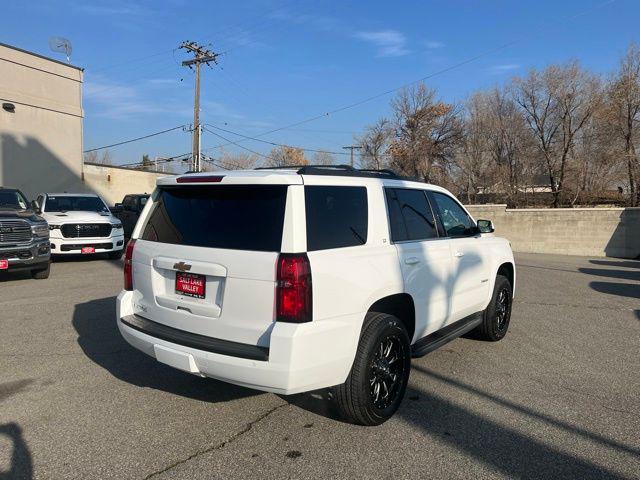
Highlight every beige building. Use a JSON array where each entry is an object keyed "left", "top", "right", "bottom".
[
  {"left": 0, "top": 42, "right": 84, "bottom": 199},
  {"left": 83, "top": 162, "right": 171, "bottom": 206}
]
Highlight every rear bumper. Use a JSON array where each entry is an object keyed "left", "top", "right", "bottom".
[
  {"left": 50, "top": 233, "right": 125, "bottom": 254},
  {"left": 116, "top": 290, "right": 361, "bottom": 395}
]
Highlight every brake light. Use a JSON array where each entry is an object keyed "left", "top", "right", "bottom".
[
  {"left": 176, "top": 175, "right": 224, "bottom": 183},
  {"left": 276, "top": 253, "right": 312, "bottom": 323},
  {"left": 124, "top": 239, "right": 136, "bottom": 291}
]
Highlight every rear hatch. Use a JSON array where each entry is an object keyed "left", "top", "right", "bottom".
[{"left": 131, "top": 176, "right": 298, "bottom": 348}]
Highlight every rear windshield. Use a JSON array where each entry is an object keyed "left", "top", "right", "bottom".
[{"left": 141, "top": 185, "right": 288, "bottom": 251}]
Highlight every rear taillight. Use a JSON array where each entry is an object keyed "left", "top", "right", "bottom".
[
  {"left": 124, "top": 239, "right": 136, "bottom": 291},
  {"left": 276, "top": 253, "right": 312, "bottom": 323}
]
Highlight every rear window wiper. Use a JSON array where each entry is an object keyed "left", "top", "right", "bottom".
[{"left": 350, "top": 227, "right": 366, "bottom": 245}]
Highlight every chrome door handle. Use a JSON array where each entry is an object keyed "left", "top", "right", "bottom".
[
  {"left": 404, "top": 257, "right": 420, "bottom": 265},
  {"left": 453, "top": 251, "right": 465, "bottom": 258}
]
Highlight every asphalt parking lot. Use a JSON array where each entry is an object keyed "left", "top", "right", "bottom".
[{"left": 0, "top": 253, "right": 639, "bottom": 479}]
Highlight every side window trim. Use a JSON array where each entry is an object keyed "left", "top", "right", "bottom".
[
  {"left": 384, "top": 187, "right": 442, "bottom": 245},
  {"left": 427, "top": 191, "right": 477, "bottom": 238}
]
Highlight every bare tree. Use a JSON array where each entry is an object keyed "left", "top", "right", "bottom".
[
  {"left": 606, "top": 43, "right": 640, "bottom": 206},
  {"left": 218, "top": 151, "right": 259, "bottom": 170},
  {"left": 513, "top": 62, "right": 601, "bottom": 207},
  {"left": 357, "top": 119, "right": 392, "bottom": 170},
  {"left": 264, "top": 145, "right": 308, "bottom": 167},
  {"left": 388, "top": 83, "right": 463, "bottom": 183},
  {"left": 313, "top": 151, "right": 335, "bottom": 165},
  {"left": 457, "top": 92, "right": 491, "bottom": 203},
  {"left": 83, "top": 149, "right": 113, "bottom": 165}
]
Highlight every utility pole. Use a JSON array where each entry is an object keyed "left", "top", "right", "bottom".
[
  {"left": 342, "top": 145, "right": 362, "bottom": 168},
  {"left": 180, "top": 41, "right": 220, "bottom": 172}
]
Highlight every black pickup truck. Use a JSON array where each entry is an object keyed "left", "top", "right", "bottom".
[
  {"left": 111, "top": 194, "right": 149, "bottom": 238},
  {"left": 0, "top": 187, "right": 51, "bottom": 279}
]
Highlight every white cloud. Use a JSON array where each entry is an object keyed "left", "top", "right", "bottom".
[
  {"left": 147, "top": 78, "right": 180, "bottom": 85},
  {"left": 75, "top": 3, "right": 147, "bottom": 16},
  {"left": 354, "top": 30, "right": 409, "bottom": 57},
  {"left": 84, "top": 76, "right": 190, "bottom": 119},
  {"left": 489, "top": 64, "right": 521, "bottom": 74},
  {"left": 269, "top": 11, "right": 339, "bottom": 32},
  {"left": 425, "top": 41, "right": 444, "bottom": 49}
]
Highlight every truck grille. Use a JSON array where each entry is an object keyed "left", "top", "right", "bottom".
[
  {"left": 0, "top": 220, "right": 32, "bottom": 244},
  {"left": 61, "top": 223, "right": 112, "bottom": 238},
  {"left": 0, "top": 249, "right": 32, "bottom": 260}
]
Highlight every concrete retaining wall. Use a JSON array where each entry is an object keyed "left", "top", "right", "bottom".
[
  {"left": 83, "top": 163, "right": 173, "bottom": 206},
  {"left": 465, "top": 204, "right": 640, "bottom": 259}
]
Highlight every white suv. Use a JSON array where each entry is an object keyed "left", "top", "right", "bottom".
[
  {"left": 116, "top": 166, "right": 515, "bottom": 425},
  {"left": 37, "top": 193, "right": 125, "bottom": 259}
]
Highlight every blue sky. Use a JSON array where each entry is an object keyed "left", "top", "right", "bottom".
[{"left": 4, "top": 0, "right": 638, "bottom": 168}]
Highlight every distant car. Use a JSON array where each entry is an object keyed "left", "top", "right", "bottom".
[
  {"left": 0, "top": 187, "right": 51, "bottom": 278},
  {"left": 36, "top": 193, "right": 125, "bottom": 259},
  {"left": 112, "top": 194, "right": 149, "bottom": 238}
]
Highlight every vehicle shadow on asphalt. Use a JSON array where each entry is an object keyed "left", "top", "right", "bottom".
[
  {"left": 399, "top": 367, "right": 631, "bottom": 480},
  {"left": 0, "top": 271, "right": 31, "bottom": 282},
  {"left": 578, "top": 262, "right": 640, "bottom": 301},
  {"left": 72, "top": 296, "right": 259, "bottom": 403},
  {"left": 589, "top": 259, "right": 640, "bottom": 269},
  {"left": 0, "top": 422, "right": 32, "bottom": 480}
]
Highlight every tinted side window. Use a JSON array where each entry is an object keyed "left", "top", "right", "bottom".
[
  {"left": 385, "top": 188, "right": 438, "bottom": 242},
  {"left": 431, "top": 192, "right": 475, "bottom": 237},
  {"left": 305, "top": 186, "right": 368, "bottom": 251}
]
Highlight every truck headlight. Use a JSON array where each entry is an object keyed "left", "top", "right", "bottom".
[
  {"left": 32, "top": 223, "right": 50, "bottom": 237},
  {"left": 112, "top": 222, "right": 123, "bottom": 230},
  {"left": 49, "top": 224, "right": 60, "bottom": 230}
]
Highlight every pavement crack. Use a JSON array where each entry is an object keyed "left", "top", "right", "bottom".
[{"left": 144, "top": 402, "right": 288, "bottom": 479}]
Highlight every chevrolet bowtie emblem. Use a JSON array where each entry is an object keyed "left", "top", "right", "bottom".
[{"left": 173, "top": 261, "right": 192, "bottom": 272}]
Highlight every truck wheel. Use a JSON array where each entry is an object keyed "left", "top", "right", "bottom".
[
  {"left": 31, "top": 262, "right": 50, "bottom": 279},
  {"left": 108, "top": 250, "right": 123, "bottom": 260},
  {"left": 475, "top": 274, "right": 512, "bottom": 341},
  {"left": 334, "top": 312, "right": 411, "bottom": 426}
]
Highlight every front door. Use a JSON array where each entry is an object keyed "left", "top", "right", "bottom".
[{"left": 429, "top": 191, "right": 491, "bottom": 322}]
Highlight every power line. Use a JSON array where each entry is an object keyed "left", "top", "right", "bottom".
[
  {"left": 201, "top": 126, "right": 273, "bottom": 160},
  {"left": 207, "top": 0, "right": 617, "bottom": 151},
  {"left": 203, "top": 123, "right": 355, "bottom": 157},
  {"left": 83, "top": 125, "right": 188, "bottom": 153}
]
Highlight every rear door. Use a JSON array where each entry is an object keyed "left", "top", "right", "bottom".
[
  {"left": 429, "top": 191, "right": 491, "bottom": 321},
  {"left": 131, "top": 182, "right": 293, "bottom": 348},
  {"left": 385, "top": 188, "right": 453, "bottom": 340}
]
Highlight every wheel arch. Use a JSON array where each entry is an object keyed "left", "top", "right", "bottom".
[
  {"left": 497, "top": 261, "right": 515, "bottom": 294},
  {"left": 367, "top": 293, "right": 416, "bottom": 343}
]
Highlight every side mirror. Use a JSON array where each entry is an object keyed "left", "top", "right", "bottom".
[
  {"left": 31, "top": 200, "right": 41, "bottom": 214},
  {"left": 477, "top": 219, "right": 494, "bottom": 234}
]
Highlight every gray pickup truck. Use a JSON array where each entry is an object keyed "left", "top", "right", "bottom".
[{"left": 0, "top": 187, "right": 51, "bottom": 279}]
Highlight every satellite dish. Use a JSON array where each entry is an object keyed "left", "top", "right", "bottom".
[{"left": 49, "top": 36, "right": 73, "bottom": 63}]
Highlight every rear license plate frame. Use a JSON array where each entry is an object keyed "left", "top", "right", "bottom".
[{"left": 175, "top": 272, "right": 206, "bottom": 299}]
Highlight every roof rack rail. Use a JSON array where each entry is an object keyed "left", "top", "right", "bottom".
[{"left": 255, "top": 164, "right": 411, "bottom": 180}]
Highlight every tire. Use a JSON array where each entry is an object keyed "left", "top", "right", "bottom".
[
  {"left": 31, "top": 262, "right": 50, "bottom": 279},
  {"left": 108, "top": 249, "right": 123, "bottom": 260},
  {"left": 475, "top": 274, "right": 513, "bottom": 341},
  {"left": 333, "top": 312, "right": 411, "bottom": 426}
]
